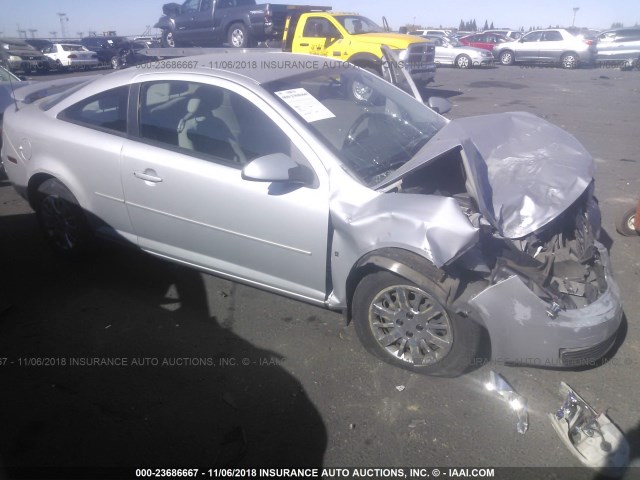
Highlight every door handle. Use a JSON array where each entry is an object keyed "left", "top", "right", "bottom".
[{"left": 133, "top": 169, "right": 163, "bottom": 183}]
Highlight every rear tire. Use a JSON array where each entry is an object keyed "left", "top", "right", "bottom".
[
  {"left": 228, "top": 23, "right": 249, "bottom": 48},
  {"left": 35, "top": 179, "right": 94, "bottom": 258},
  {"left": 561, "top": 52, "right": 578, "bottom": 69},
  {"left": 161, "top": 30, "right": 175, "bottom": 48},
  {"left": 353, "top": 269, "right": 482, "bottom": 376}
]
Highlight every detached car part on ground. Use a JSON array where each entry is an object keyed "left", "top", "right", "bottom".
[{"left": 1, "top": 51, "right": 623, "bottom": 377}]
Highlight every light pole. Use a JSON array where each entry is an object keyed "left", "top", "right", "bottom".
[
  {"left": 572, "top": 7, "right": 580, "bottom": 27},
  {"left": 49, "top": 31, "right": 57, "bottom": 39},
  {"left": 57, "top": 13, "right": 68, "bottom": 39},
  {"left": 28, "top": 29, "right": 38, "bottom": 38}
]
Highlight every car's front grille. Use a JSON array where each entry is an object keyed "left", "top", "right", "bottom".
[
  {"left": 406, "top": 43, "right": 435, "bottom": 68},
  {"left": 559, "top": 333, "right": 617, "bottom": 367}
]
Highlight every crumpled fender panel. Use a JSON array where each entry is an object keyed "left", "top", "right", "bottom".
[{"left": 328, "top": 192, "right": 479, "bottom": 306}]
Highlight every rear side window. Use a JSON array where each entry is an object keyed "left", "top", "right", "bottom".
[{"left": 58, "top": 85, "right": 129, "bottom": 134}]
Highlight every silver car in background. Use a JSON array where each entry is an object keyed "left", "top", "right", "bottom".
[
  {"left": 596, "top": 27, "right": 640, "bottom": 68},
  {"left": 1, "top": 52, "right": 622, "bottom": 376},
  {"left": 421, "top": 34, "right": 495, "bottom": 68},
  {"left": 493, "top": 28, "right": 597, "bottom": 68}
]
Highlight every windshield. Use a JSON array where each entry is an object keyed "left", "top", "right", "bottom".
[
  {"left": 335, "top": 15, "right": 384, "bottom": 35},
  {"left": 0, "top": 66, "right": 21, "bottom": 82},
  {"left": 264, "top": 67, "right": 447, "bottom": 187},
  {"left": 61, "top": 44, "right": 87, "bottom": 51},
  {"left": 3, "top": 41, "right": 36, "bottom": 51}
]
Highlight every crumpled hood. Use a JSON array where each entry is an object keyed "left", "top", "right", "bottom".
[{"left": 377, "top": 111, "right": 594, "bottom": 239}]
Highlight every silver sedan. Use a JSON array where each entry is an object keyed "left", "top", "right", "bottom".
[
  {"left": 423, "top": 34, "right": 495, "bottom": 68},
  {"left": 1, "top": 52, "right": 622, "bottom": 376}
]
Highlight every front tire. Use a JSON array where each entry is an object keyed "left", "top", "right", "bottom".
[
  {"left": 353, "top": 270, "right": 482, "bottom": 376},
  {"left": 35, "top": 179, "right": 93, "bottom": 258},
  {"left": 500, "top": 50, "right": 514, "bottom": 65},
  {"left": 456, "top": 54, "right": 472, "bottom": 69},
  {"left": 228, "top": 23, "right": 249, "bottom": 48}
]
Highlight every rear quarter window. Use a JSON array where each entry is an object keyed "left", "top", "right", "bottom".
[{"left": 58, "top": 85, "right": 129, "bottom": 134}]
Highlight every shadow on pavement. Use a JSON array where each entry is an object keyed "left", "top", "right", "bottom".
[{"left": 0, "top": 212, "right": 327, "bottom": 473}]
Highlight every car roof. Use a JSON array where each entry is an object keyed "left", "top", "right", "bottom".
[{"left": 83, "top": 52, "right": 349, "bottom": 88}]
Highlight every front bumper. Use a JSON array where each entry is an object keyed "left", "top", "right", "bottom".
[
  {"left": 408, "top": 64, "right": 437, "bottom": 84},
  {"left": 468, "top": 241, "right": 623, "bottom": 367},
  {"left": 474, "top": 58, "right": 495, "bottom": 67},
  {"left": 66, "top": 59, "right": 99, "bottom": 68}
]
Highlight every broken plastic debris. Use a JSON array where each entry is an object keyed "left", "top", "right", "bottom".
[
  {"left": 396, "top": 385, "right": 406, "bottom": 392},
  {"left": 484, "top": 370, "right": 529, "bottom": 434},
  {"left": 549, "top": 382, "right": 629, "bottom": 476}
]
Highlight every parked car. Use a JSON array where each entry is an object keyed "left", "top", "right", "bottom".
[
  {"left": 596, "top": 27, "right": 640, "bottom": 68},
  {"left": 79, "top": 36, "right": 149, "bottom": 69},
  {"left": 24, "top": 38, "right": 54, "bottom": 52},
  {"left": 422, "top": 34, "right": 494, "bottom": 68},
  {"left": 0, "top": 66, "right": 31, "bottom": 179},
  {"left": 410, "top": 29, "right": 452, "bottom": 38},
  {"left": 616, "top": 198, "right": 640, "bottom": 236},
  {"left": 1, "top": 52, "right": 623, "bottom": 376},
  {"left": 0, "top": 38, "right": 50, "bottom": 74},
  {"left": 458, "top": 32, "right": 510, "bottom": 52},
  {"left": 493, "top": 28, "right": 596, "bottom": 68},
  {"left": 483, "top": 29, "right": 522, "bottom": 41},
  {"left": 43, "top": 43, "right": 99, "bottom": 70}
]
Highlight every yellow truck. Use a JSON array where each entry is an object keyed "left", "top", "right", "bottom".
[{"left": 282, "top": 10, "right": 436, "bottom": 86}]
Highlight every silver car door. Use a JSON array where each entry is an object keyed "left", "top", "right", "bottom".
[
  {"left": 55, "top": 84, "right": 136, "bottom": 244},
  {"left": 517, "top": 31, "right": 543, "bottom": 61},
  {"left": 540, "top": 30, "right": 565, "bottom": 61},
  {"left": 120, "top": 79, "right": 330, "bottom": 303}
]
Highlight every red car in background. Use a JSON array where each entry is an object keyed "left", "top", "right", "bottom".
[{"left": 458, "top": 32, "right": 510, "bottom": 52}]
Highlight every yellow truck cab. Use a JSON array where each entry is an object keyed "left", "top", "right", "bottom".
[{"left": 283, "top": 11, "right": 436, "bottom": 86}]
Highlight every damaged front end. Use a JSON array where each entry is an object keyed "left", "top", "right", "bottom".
[
  {"left": 368, "top": 112, "right": 623, "bottom": 367},
  {"left": 462, "top": 187, "right": 622, "bottom": 367}
]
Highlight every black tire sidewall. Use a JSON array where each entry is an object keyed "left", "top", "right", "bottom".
[
  {"left": 353, "top": 270, "right": 482, "bottom": 377},
  {"left": 35, "top": 181, "right": 93, "bottom": 259}
]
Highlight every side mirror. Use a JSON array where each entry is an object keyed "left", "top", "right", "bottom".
[
  {"left": 241, "top": 153, "right": 313, "bottom": 185},
  {"left": 427, "top": 96, "right": 452, "bottom": 114}
]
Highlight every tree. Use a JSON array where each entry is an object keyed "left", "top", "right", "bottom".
[
  {"left": 483, "top": 20, "right": 489, "bottom": 30},
  {"left": 490, "top": 21, "right": 494, "bottom": 29},
  {"left": 471, "top": 19, "right": 477, "bottom": 31},
  {"left": 611, "top": 22, "right": 624, "bottom": 28},
  {"left": 459, "top": 19, "right": 465, "bottom": 31}
]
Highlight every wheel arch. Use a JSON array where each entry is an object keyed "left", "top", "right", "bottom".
[
  {"left": 344, "top": 247, "right": 460, "bottom": 323},
  {"left": 346, "top": 53, "right": 382, "bottom": 73},
  {"left": 27, "top": 173, "right": 58, "bottom": 209}
]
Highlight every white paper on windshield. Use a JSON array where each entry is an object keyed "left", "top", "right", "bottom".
[{"left": 274, "top": 88, "right": 335, "bottom": 123}]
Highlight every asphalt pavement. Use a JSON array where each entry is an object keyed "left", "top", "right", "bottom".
[{"left": 0, "top": 63, "right": 639, "bottom": 479}]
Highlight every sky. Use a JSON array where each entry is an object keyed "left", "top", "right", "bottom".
[{"left": 1, "top": 0, "right": 639, "bottom": 39}]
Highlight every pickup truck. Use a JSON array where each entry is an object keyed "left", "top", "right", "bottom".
[
  {"left": 282, "top": 12, "right": 436, "bottom": 87},
  {"left": 155, "top": 0, "right": 327, "bottom": 48}
]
